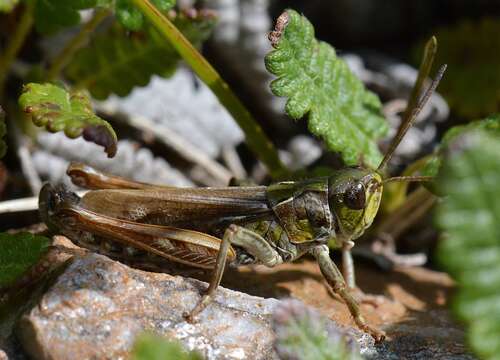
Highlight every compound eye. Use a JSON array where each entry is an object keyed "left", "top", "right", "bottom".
[{"left": 343, "top": 182, "right": 366, "bottom": 210}]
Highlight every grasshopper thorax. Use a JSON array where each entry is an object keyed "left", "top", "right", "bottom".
[{"left": 328, "top": 167, "right": 383, "bottom": 242}]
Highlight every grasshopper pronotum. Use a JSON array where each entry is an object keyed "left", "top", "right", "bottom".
[{"left": 39, "top": 62, "right": 446, "bottom": 342}]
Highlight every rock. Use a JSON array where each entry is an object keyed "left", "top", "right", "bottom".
[
  {"left": 14, "top": 249, "right": 474, "bottom": 359},
  {"left": 0, "top": 350, "right": 7, "bottom": 360},
  {"left": 17, "top": 254, "right": 355, "bottom": 360}
]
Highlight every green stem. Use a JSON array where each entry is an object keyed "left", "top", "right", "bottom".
[
  {"left": 0, "top": 1, "right": 35, "bottom": 99},
  {"left": 130, "top": 0, "right": 288, "bottom": 179},
  {"left": 46, "top": 8, "right": 110, "bottom": 81}
]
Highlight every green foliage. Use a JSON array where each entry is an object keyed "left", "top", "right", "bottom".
[
  {"left": 116, "top": 0, "right": 175, "bottom": 30},
  {"left": 273, "top": 300, "right": 361, "bottom": 360},
  {"left": 33, "top": 0, "right": 175, "bottom": 34},
  {"left": 0, "top": 106, "right": 6, "bottom": 158},
  {"left": 422, "top": 114, "right": 500, "bottom": 178},
  {"left": 19, "top": 83, "right": 118, "bottom": 157},
  {"left": 34, "top": 0, "right": 98, "bottom": 34},
  {"left": 435, "top": 130, "right": 500, "bottom": 359},
  {"left": 0, "top": 232, "right": 51, "bottom": 288},
  {"left": 424, "top": 18, "right": 500, "bottom": 118},
  {"left": 131, "top": 333, "right": 202, "bottom": 360},
  {"left": 0, "top": 0, "right": 18, "bottom": 12},
  {"left": 265, "top": 9, "right": 388, "bottom": 169},
  {"left": 65, "top": 11, "right": 215, "bottom": 100}
]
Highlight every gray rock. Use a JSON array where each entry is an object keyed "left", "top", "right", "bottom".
[
  {"left": 15, "top": 253, "right": 475, "bottom": 360},
  {"left": 17, "top": 254, "right": 354, "bottom": 360}
]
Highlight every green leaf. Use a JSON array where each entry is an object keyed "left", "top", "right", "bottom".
[
  {"left": 0, "top": 0, "right": 18, "bottom": 13},
  {"left": 116, "top": 0, "right": 176, "bottom": 30},
  {"left": 273, "top": 300, "right": 361, "bottom": 360},
  {"left": 0, "top": 232, "right": 51, "bottom": 288},
  {"left": 65, "top": 11, "right": 216, "bottom": 99},
  {"left": 435, "top": 130, "right": 500, "bottom": 360},
  {"left": 421, "top": 114, "right": 500, "bottom": 178},
  {"left": 19, "top": 83, "right": 118, "bottom": 157},
  {"left": 265, "top": 9, "right": 388, "bottom": 169},
  {"left": 0, "top": 106, "right": 6, "bottom": 158},
  {"left": 131, "top": 333, "right": 202, "bottom": 360},
  {"left": 116, "top": 0, "right": 144, "bottom": 30},
  {"left": 34, "top": 0, "right": 97, "bottom": 34}
]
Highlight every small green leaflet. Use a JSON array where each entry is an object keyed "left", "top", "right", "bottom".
[
  {"left": 422, "top": 114, "right": 500, "bottom": 178},
  {"left": 0, "top": 0, "right": 18, "bottom": 13},
  {"left": 0, "top": 106, "right": 6, "bottom": 158},
  {"left": 435, "top": 131, "right": 500, "bottom": 360},
  {"left": 19, "top": 83, "right": 118, "bottom": 157},
  {"left": 116, "top": 0, "right": 175, "bottom": 30},
  {"left": 34, "top": 0, "right": 175, "bottom": 34},
  {"left": 35, "top": 0, "right": 97, "bottom": 34},
  {"left": 265, "top": 9, "right": 388, "bottom": 169},
  {"left": 273, "top": 300, "right": 362, "bottom": 360},
  {"left": 66, "top": 11, "right": 216, "bottom": 99},
  {"left": 0, "top": 232, "right": 51, "bottom": 288},
  {"left": 131, "top": 333, "right": 202, "bottom": 360}
]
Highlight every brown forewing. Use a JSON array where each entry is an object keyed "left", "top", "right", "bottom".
[{"left": 78, "top": 186, "right": 272, "bottom": 230}]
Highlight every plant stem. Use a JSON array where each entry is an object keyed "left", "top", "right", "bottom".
[
  {"left": 0, "top": 1, "right": 35, "bottom": 99},
  {"left": 46, "top": 8, "right": 110, "bottom": 81},
  {"left": 130, "top": 0, "right": 288, "bottom": 179}
]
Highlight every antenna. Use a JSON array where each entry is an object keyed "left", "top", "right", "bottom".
[
  {"left": 377, "top": 36, "right": 446, "bottom": 172},
  {"left": 383, "top": 176, "right": 434, "bottom": 184},
  {"left": 377, "top": 64, "right": 446, "bottom": 172}
]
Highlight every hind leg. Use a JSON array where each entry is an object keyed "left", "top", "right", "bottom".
[
  {"left": 186, "top": 224, "right": 283, "bottom": 321},
  {"left": 66, "top": 162, "right": 169, "bottom": 190}
]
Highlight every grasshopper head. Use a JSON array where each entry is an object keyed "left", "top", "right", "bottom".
[
  {"left": 39, "top": 183, "right": 81, "bottom": 233},
  {"left": 327, "top": 64, "right": 447, "bottom": 243},
  {"left": 328, "top": 168, "right": 383, "bottom": 242}
]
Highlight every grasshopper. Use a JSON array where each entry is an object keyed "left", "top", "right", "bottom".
[{"left": 38, "top": 64, "right": 446, "bottom": 343}]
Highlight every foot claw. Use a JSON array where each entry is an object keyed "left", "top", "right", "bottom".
[
  {"left": 354, "top": 316, "right": 385, "bottom": 343},
  {"left": 365, "top": 325, "right": 386, "bottom": 343},
  {"left": 182, "top": 311, "right": 195, "bottom": 323}
]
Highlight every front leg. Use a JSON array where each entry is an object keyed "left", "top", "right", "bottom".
[
  {"left": 342, "top": 240, "right": 356, "bottom": 289},
  {"left": 311, "top": 245, "right": 385, "bottom": 342}
]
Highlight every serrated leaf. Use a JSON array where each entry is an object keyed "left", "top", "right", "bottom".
[
  {"left": 0, "top": 0, "right": 18, "bottom": 12},
  {"left": 116, "top": 0, "right": 144, "bottom": 30},
  {"left": 421, "top": 114, "right": 500, "bottom": 178},
  {"left": 265, "top": 10, "right": 388, "bottom": 169},
  {"left": 0, "top": 232, "right": 51, "bottom": 288},
  {"left": 19, "top": 83, "right": 117, "bottom": 157},
  {"left": 65, "top": 11, "right": 215, "bottom": 99},
  {"left": 435, "top": 130, "right": 500, "bottom": 360},
  {"left": 35, "top": 0, "right": 97, "bottom": 34},
  {"left": 131, "top": 333, "right": 202, "bottom": 360},
  {"left": 116, "top": 0, "right": 176, "bottom": 30},
  {"left": 0, "top": 106, "right": 6, "bottom": 158},
  {"left": 273, "top": 299, "right": 361, "bottom": 360}
]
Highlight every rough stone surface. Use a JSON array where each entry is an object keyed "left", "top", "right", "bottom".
[
  {"left": 12, "top": 249, "right": 475, "bottom": 360},
  {"left": 17, "top": 254, "right": 356, "bottom": 360}
]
